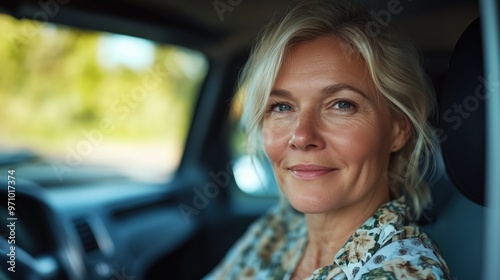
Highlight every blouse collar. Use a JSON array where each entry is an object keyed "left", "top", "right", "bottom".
[{"left": 330, "top": 197, "right": 407, "bottom": 279}]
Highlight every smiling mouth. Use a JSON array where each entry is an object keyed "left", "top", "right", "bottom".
[{"left": 289, "top": 164, "right": 336, "bottom": 180}]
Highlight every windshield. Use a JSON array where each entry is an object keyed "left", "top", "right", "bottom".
[{"left": 0, "top": 15, "right": 208, "bottom": 185}]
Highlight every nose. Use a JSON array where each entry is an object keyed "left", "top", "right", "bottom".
[{"left": 288, "top": 110, "right": 326, "bottom": 151}]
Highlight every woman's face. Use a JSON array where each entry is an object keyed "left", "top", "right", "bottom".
[{"left": 263, "top": 36, "right": 410, "bottom": 214}]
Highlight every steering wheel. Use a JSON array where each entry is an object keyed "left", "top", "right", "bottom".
[
  {"left": 0, "top": 177, "right": 67, "bottom": 280},
  {"left": 0, "top": 235, "right": 59, "bottom": 280}
]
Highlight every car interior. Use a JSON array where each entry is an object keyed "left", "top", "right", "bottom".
[{"left": 0, "top": 0, "right": 499, "bottom": 279}]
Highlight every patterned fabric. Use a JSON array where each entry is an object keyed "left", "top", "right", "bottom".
[{"left": 205, "top": 197, "right": 450, "bottom": 280}]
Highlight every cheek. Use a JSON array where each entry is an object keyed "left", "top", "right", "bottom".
[
  {"left": 333, "top": 117, "right": 392, "bottom": 161},
  {"left": 262, "top": 119, "right": 292, "bottom": 163}
]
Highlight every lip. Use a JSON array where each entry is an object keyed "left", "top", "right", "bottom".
[{"left": 288, "top": 164, "right": 336, "bottom": 180}]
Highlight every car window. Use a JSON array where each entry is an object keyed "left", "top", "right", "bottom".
[
  {"left": 0, "top": 15, "right": 208, "bottom": 184},
  {"left": 229, "top": 90, "right": 279, "bottom": 196}
]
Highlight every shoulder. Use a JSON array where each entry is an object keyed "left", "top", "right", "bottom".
[
  {"left": 334, "top": 198, "right": 452, "bottom": 279},
  {"left": 205, "top": 204, "right": 306, "bottom": 279},
  {"left": 356, "top": 233, "right": 451, "bottom": 280}
]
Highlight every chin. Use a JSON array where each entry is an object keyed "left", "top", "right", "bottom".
[
  {"left": 285, "top": 191, "right": 342, "bottom": 214},
  {"left": 279, "top": 178, "right": 344, "bottom": 214}
]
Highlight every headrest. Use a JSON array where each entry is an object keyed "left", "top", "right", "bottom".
[{"left": 439, "top": 18, "right": 485, "bottom": 206}]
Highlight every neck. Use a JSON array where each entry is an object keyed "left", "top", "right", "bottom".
[{"left": 303, "top": 188, "right": 390, "bottom": 267}]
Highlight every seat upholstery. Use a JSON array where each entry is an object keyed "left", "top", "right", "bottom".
[
  {"left": 423, "top": 18, "right": 485, "bottom": 279},
  {"left": 439, "top": 18, "right": 485, "bottom": 206}
]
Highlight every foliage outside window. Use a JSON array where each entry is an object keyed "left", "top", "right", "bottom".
[
  {"left": 0, "top": 15, "right": 208, "bottom": 183},
  {"left": 229, "top": 91, "right": 279, "bottom": 196}
]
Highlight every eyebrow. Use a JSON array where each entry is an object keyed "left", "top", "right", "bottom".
[
  {"left": 269, "top": 89, "right": 291, "bottom": 97},
  {"left": 270, "top": 83, "right": 369, "bottom": 99},
  {"left": 320, "top": 83, "right": 368, "bottom": 99}
]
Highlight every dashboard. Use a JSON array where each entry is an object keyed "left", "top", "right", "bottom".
[{"left": 0, "top": 175, "right": 199, "bottom": 280}]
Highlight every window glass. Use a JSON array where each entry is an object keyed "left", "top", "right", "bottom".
[
  {"left": 229, "top": 91, "right": 279, "bottom": 196},
  {"left": 0, "top": 15, "right": 208, "bottom": 184}
]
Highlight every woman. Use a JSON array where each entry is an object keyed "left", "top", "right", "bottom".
[{"left": 207, "top": 1, "right": 450, "bottom": 279}]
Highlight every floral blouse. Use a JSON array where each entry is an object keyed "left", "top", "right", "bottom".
[{"left": 205, "top": 197, "right": 450, "bottom": 280}]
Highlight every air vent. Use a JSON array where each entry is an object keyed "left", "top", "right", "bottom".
[{"left": 73, "top": 217, "right": 100, "bottom": 254}]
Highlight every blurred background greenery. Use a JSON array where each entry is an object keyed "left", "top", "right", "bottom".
[{"left": 0, "top": 15, "right": 208, "bottom": 181}]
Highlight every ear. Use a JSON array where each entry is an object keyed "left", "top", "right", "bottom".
[{"left": 390, "top": 115, "right": 412, "bottom": 152}]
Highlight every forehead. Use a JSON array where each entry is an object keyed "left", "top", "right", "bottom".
[{"left": 275, "top": 36, "right": 373, "bottom": 93}]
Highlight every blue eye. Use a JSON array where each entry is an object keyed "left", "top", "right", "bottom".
[
  {"left": 274, "top": 103, "right": 292, "bottom": 112},
  {"left": 333, "top": 101, "right": 355, "bottom": 110},
  {"left": 335, "top": 101, "right": 353, "bottom": 109}
]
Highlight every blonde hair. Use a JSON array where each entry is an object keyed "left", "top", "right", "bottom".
[{"left": 238, "top": 1, "right": 437, "bottom": 219}]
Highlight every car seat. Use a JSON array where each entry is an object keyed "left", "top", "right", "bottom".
[{"left": 422, "top": 18, "right": 485, "bottom": 279}]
